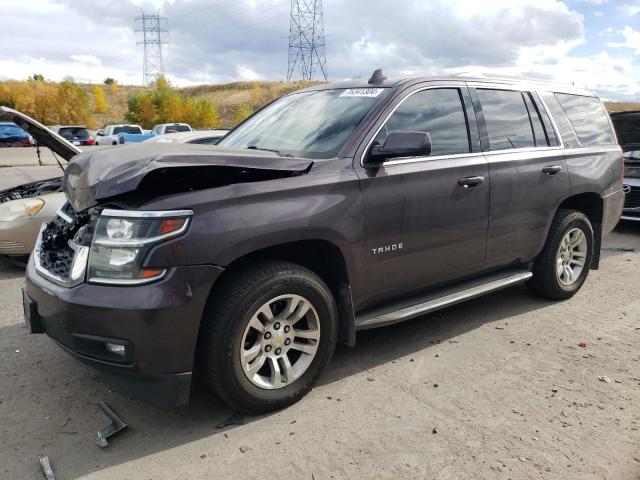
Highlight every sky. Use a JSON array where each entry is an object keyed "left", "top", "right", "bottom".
[{"left": 0, "top": 0, "right": 639, "bottom": 101}]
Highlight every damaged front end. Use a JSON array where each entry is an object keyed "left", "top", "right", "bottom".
[{"left": 63, "top": 142, "right": 313, "bottom": 211}]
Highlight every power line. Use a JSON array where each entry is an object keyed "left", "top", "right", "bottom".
[
  {"left": 287, "top": 0, "right": 327, "bottom": 81},
  {"left": 135, "top": 10, "right": 168, "bottom": 85}
]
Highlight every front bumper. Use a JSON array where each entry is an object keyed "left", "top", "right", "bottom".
[
  {"left": 25, "top": 256, "right": 224, "bottom": 406},
  {"left": 621, "top": 178, "right": 640, "bottom": 222}
]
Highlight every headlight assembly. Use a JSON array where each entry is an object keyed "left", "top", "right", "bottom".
[
  {"left": 87, "top": 209, "right": 192, "bottom": 285},
  {"left": 0, "top": 198, "right": 44, "bottom": 222}
]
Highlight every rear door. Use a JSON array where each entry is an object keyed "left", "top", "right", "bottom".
[
  {"left": 355, "top": 84, "right": 490, "bottom": 307},
  {"left": 468, "top": 84, "right": 570, "bottom": 269}
]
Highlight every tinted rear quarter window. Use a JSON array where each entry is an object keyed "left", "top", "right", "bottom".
[
  {"left": 476, "top": 89, "right": 535, "bottom": 151},
  {"left": 554, "top": 93, "right": 614, "bottom": 146},
  {"left": 113, "top": 126, "right": 143, "bottom": 135},
  {"left": 375, "top": 88, "right": 471, "bottom": 156}
]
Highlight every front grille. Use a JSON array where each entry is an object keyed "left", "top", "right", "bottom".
[
  {"left": 36, "top": 204, "right": 91, "bottom": 283},
  {"left": 624, "top": 185, "right": 640, "bottom": 209}
]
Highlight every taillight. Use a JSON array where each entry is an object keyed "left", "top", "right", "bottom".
[{"left": 87, "top": 137, "right": 95, "bottom": 145}]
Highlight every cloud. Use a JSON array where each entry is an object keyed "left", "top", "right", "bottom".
[
  {"left": 70, "top": 54, "right": 102, "bottom": 66},
  {"left": 0, "top": 0, "right": 638, "bottom": 100},
  {"left": 619, "top": 2, "right": 640, "bottom": 16},
  {"left": 606, "top": 26, "right": 640, "bottom": 55}
]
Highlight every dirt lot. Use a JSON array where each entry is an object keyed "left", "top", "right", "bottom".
[{"left": 0, "top": 224, "right": 639, "bottom": 479}]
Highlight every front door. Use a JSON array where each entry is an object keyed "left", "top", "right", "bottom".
[{"left": 356, "top": 85, "right": 490, "bottom": 308}]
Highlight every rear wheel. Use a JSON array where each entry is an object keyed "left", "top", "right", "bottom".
[
  {"left": 527, "top": 209, "right": 593, "bottom": 300},
  {"left": 199, "top": 261, "right": 338, "bottom": 413}
]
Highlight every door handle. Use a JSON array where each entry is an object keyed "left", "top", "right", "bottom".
[
  {"left": 457, "top": 176, "right": 485, "bottom": 188},
  {"left": 543, "top": 165, "right": 563, "bottom": 175}
]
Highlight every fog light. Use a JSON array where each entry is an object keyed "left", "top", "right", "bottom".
[{"left": 105, "top": 343, "right": 126, "bottom": 356}]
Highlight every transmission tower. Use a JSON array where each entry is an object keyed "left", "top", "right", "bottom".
[
  {"left": 287, "top": 0, "right": 327, "bottom": 81},
  {"left": 135, "top": 11, "right": 168, "bottom": 85}
]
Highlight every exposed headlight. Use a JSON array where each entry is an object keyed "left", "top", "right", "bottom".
[
  {"left": 87, "top": 209, "right": 192, "bottom": 285},
  {"left": 0, "top": 198, "right": 44, "bottom": 222}
]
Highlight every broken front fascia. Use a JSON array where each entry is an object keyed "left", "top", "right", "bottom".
[{"left": 63, "top": 142, "right": 314, "bottom": 211}]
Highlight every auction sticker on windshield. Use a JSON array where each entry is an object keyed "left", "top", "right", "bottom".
[{"left": 339, "top": 88, "right": 385, "bottom": 97}]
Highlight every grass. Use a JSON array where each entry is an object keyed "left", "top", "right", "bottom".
[{"left": 78, "top": 81, "right": 640, "bottom": 127}]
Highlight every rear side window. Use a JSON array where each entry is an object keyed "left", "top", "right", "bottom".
[
  {"left": 554, "top": 93, "right": 615, "bottom": 146},
  {"left": 476, "top": 89, "right": 535, "bottom": 151},
  {"left": 113, "top": 126, "right": 142, "bottom": 135},
  {"left": 375, "top": 88, "right": 471, "bottom": 156}
]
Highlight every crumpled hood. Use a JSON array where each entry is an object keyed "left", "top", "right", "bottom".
[{"left": 64, "top": 142, "right": 313, "bottom": 211}]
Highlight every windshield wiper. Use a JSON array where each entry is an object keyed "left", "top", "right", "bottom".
[{"left": 246, "top": 145, "right": 294, "bottom": 157}]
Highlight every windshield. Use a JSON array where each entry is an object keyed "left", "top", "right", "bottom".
[
  {"left": 218, "top": 88, "right": 389, "bottom": 158},
  {"left": 165, "top": 125, "right": 191, "bottom": 133},
  {"left": 58, "top": 127, "right": 89, "bottom": 139},
  {"left": 113, "top": 126, "right": 142, "bottom": 134}
]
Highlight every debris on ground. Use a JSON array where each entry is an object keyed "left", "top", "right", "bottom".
[
  {"left": 93, "top": 401, "right": 128, "bottom": 448},
  {"left": 578, "top": 341, "right": 588, "bottom": 348},
  {"left": 39, "top": 455, "right": 55, "bottom": 480},
  {"left": 239, "top": 445, "right": 250, "bottom": 453},
  {"left": 215, "top": 412, "right": 246, "bottom": 429},
  {"left": 598, "top": 376, "right": 611, "bottom": 383}
]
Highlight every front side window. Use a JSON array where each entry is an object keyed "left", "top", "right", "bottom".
[
  {"left": 555, "top": 93, "right": 615, "bottom": 146},
  {"left": 219, "top": 88, "right": 390, "bottom": 159},
  {"left": 476, "top": 89, "right": 536, "bottom": 151},
  {"left": 374, "top": 88, "right": 471, "bottom": 156}
]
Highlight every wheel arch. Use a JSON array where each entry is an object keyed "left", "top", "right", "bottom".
[
  {"left": 555, "top": 192, "right": 603, "bottom": 269},
  {"left": 205, "top": 239, "right": 356, "bottom": 346}
]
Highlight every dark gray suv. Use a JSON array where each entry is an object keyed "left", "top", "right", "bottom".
[{"left": 3, "top": 72, "right": 624, "bottom": 412}]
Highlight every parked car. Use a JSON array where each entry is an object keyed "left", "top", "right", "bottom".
[
  {"left": 0, "top": 122, "right": 33, "bottom": 147},
  {"left": 49, "top": 125, "right": 95, "bottom": 146},
  {"left": 144, "top": 129, "right": 229, "bottom": 145},
  {"left": 151, "top": 123, "right": 192, "bottom": 135},
  {"left": 610, "top": 111, "right": 640, "bottom": 221},
  {"left": 95, "top": 124, "right": 154, "bottom": 145},
  {"left": 0, "top": 190, "right": 66, "bottom": 256},
  {"left": 11, "top": 72, "right": 624, "bottom": 413},
  {"left": 0, "top": 111, "right": 82, "bottom": 256}
]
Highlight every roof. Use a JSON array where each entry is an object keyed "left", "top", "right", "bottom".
[{"left": 296, "top": 71, "right": 596, "bottom": 97}]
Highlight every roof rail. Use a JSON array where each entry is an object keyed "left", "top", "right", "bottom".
[{"left": 448, "top": 71, "right": 575, "bottom": 88}]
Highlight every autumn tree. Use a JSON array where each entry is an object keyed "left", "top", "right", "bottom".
[
  {"left": 0, "top": 78, "right": 92, "bottom": 126},
  {"left": 92, "top": 85, "right": 108, "bottom": 113},
  {"left": 125, "top": 75, "right": 219, "bottom": 128}
]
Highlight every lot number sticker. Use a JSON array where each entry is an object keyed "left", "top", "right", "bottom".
[{"left": 339, "top": 88, "right": 385, "bottom": 98}]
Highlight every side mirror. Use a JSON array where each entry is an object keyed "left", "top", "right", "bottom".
[
  {"left": 367, "top": 131, "right": 432, "bottom": 162},
  {"left": 96, "top": 129, "right": 104, "bottom": 136}
]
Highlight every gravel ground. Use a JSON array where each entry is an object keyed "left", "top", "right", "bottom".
[{"left": 0, "top": 223, "right": 638, "bottom": 479}]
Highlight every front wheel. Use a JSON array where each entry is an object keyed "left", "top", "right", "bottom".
[
  {"left": 199, "top": 261, "right": 338, "bottom": 413},
  {"left": 527, "top": 209, "right": 594, "bottom": 300}
]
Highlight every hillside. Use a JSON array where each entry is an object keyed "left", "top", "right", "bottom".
[
  {"left": 78, "top": 81, "right": 639, "bottom": 128},
  {"left": 79, "top": 80, "right": 323, "bottom": 128}
]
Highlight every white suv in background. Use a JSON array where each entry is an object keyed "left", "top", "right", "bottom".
[{"left": 151, "top": 123, "right": 192, "bottom": 135}]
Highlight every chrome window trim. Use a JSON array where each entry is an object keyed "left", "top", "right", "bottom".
[
  {"left": 100, "top": 208, "right": 193, "bottom": 218},
  {"left": 359, "top": 84, "right": 474, "bottom": 168},
  {"left": 88, "top": 269, "right": 167, "bottom": 286},
  {"left": 360, "top": 83, "right": 573, "bottom": 168}
]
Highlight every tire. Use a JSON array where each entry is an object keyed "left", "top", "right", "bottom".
[
  {"left": 199, "top": 260, "right": 338, "bottom": 413},
  {"left": 527, "top": 209, "right": 594, "bottom": 300}
]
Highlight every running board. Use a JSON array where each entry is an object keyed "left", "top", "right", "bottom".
[{"left": 355, "top": 270, "right": 533, "bottom": 330}]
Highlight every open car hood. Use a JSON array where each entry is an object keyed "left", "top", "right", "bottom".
[
  {"left": 611, "top": 111, "right": 640, "bottom": 153},
  {"left": 0, "top": 106, "right": 82, "bottom": 161},
  {"left": 64, "top": 142, "right": 313, "bottom": 211}
]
